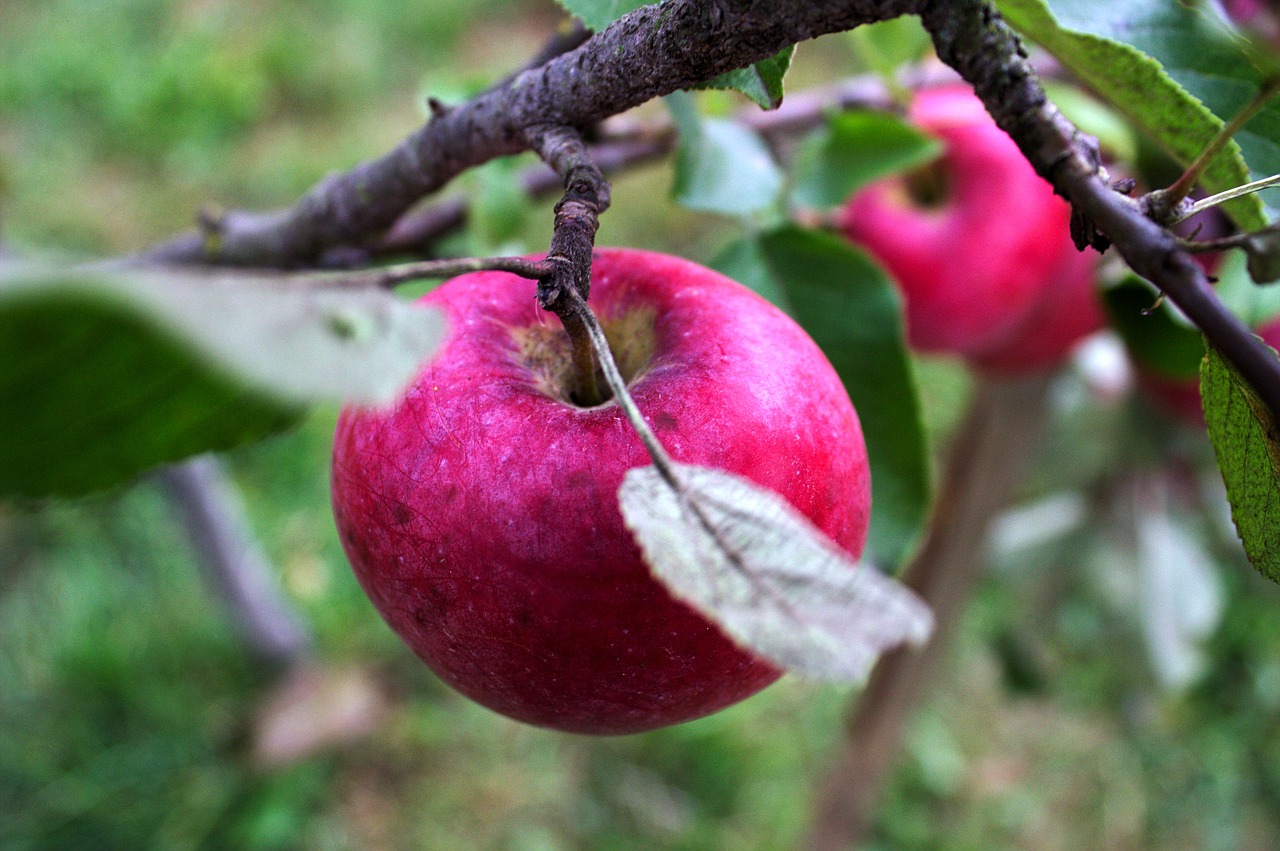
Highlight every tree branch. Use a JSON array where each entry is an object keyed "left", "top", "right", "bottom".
[
  {"left": 136, "top": 0, "right": 908, "bottom": 268},
  {"left": 917, "top": 0, "right": 1280, "bottom": 421},
  {"left": 370, "top": 68, "right": 961, "bottom": 260}
]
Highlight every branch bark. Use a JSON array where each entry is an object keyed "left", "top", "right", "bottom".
[
  {"left": 803, "top": 372, "right": 1055, "bottom": 851},
  {"left": 124, "top": 0, "right": 1280, "bottom": 419}
]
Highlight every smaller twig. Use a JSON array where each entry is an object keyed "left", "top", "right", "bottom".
[
  {"left": 1179, "top": 221, "right": 1280, "bottom": 254},
  {"left": 307, "top": 255, "right": 554, "bottom": 290},
  {"left": 1148, "top": 76, "right": 1280, "bottom": 221},
  {"left": 563, "top": 286, "right": 679, "bottom": 483},
  {"left": 160, "top": 456, "right": 311, "bottom": 668},
  {"left": 1175, "top": 173, "right": 1280, "bottom": 223}
]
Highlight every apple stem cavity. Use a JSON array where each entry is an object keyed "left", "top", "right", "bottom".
[
  {"left": 560, "top": 306, "right": 607, "bottom": 407},
  {"left": 563, "top": 286, "right": 676, "bottom": 470}
]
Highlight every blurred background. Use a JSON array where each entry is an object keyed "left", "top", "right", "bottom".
[{"left": 5, "top": 1, "right": 1280, "bottom": 848}]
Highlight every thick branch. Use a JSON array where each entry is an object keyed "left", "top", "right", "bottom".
[
  {"left": 371, "top": 69, "right": 960, "bottom": 259},
  {"left": 918, "top": 0, "right": 1280, "bottom": 420},
  {"left": 139, "top": 0, "right": 910, "bottom": 268}
]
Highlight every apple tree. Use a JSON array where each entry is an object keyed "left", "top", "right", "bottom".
[{"left": 6, "top": 0, "right": 1280, "bottom": 846}]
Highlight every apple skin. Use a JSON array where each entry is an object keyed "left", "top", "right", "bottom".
[
  {"left": 331, "top": 248, "right": 871, "bottom": 735},
  {"left": 842, "top": 86, "right": 1103, "bottom": 372},
  {"left": 1141, "top": 317, "right": 1280, "bottom": 425}
]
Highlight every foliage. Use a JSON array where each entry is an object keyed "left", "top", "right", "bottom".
[
  {"left": 7, "top": 0, "right": 1280, "bottom": 847},
  {"left": 0, "top": 268, "right": 441, "bottom": 498}
]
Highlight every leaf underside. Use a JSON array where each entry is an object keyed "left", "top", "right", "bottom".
[{"left": 619, "top": 462, "right": 934, "bottom": 681}]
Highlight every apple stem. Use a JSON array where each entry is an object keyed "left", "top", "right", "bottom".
[
  {"left": 561, "top": 308, "right": 605, "bottom": 407},
  {"left": 563, "top": 286, "right": 680, "bottom": 483}
]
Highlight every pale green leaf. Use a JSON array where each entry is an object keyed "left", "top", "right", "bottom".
[
  {"left": 619, "top": 462, "right": 933, "bottom": 680},
  {"left": 790, "top": 110, "right": 942, "bottom": 209},
  {"left": 848, "top": 15, "right": 931, "bottom": 81},
  {"left": 1202, "top": 343, "right": 1280, "bottom": 581},
  {"left": 694, "top": 46, "right": 796, "bottom": 111},
  {"left": 552, "top": 0, "right": 648, "bottom": 31},
  {"left": 997, "top": 0, "right": 1266, "bottom": 230},
  {"left": 1218, "top": 250, "right": 1280, "bottom": 325},
  {"left": 667, "top": 91, "right": 783, "bottom": 214}
]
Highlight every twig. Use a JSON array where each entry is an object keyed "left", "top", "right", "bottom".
[
  {"left": 1179, "top": 221, "right": 1280, "bottom": 255},
  {"left": 370, "top": 136, "right": 667, "bottom": 261},
  {"left": 1176, "top": 173, "right": 1280, "bottom": 223},
  {"left": 563, "top": 286, "right": 678, "bottom": 483},
  {"left": 802, "top": 372, "right": 1055, "bottom": 851},
  {"left": 159, "top": 456, "right": 311, "bottom": 668},
  {"left": 308, "top": 254, "right": 553, "bottom": 289}
]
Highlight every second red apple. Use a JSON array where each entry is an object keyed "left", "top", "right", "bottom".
[{"left": 842, "top": 86, "right": 1103, "bottom": 373}]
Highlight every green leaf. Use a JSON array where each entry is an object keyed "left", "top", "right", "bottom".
[
  {"left": 790, "top": 110, "right": 942, "bottom": 209},
  {"left": 619, "top": 462, "right": 933, "bottom": 680},
  {"left": 469, "top": 158, "right": 532, "bottom": 255},
  {"left": 667, "top": 91, "right": 783, "bottom": 214},
  {"left": 712, "top": 225, "right": 931, "bottom": 569},
  {"left": 848, "top": 15, "right": 931, "bottom": 81},
  {"left": 552, "top": 0, "right": 648, "bottom": 31},
  {"left": 1202, "top": 343, "right": 1280, "bottom": 581},
  {"left": 1217, "top": 248, "right": 1280, "bottom": 325},
  {"left": 1, "top": 268, "right": 444, "bottom": 498},
  {"left": 1102, "top": 276, "right": 1205, "bottom": 380},
  {"left": 997, "top": 0, "right": 1267, "bottom": 231},
  {"left": 694, "top": 46, "right": 796, "bottom": 111},
  {"left": 708, "top": 236, "right": 789, "bottom": 308}
]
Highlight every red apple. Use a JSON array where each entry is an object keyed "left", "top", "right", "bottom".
[
  {"left": 842, "top": 86, "right": 1103, "bottom": 373},
  {"left": 331, "top": 248, "right": 871, "bottom": 734}
]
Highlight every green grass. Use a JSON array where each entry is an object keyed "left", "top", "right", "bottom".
[{"left": 6, "top": 1, "right": 1280, "bottom": 848}]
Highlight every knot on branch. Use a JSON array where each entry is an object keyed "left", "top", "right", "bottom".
[
  {"left": 538, "top": 197, "right": 599, "bottom": 312},
  {"left": 196, "top": 205, "right": 228, "bottom": 258},
  {"left": 524, "top": 123, "right": 610, "bottom": 318},
  {"left": 426, "top": 97, "right": 452, "bottom": 120}
]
